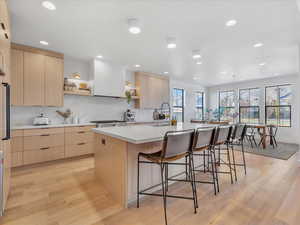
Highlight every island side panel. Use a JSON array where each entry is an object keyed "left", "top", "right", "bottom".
[{"left": 94, "top": 133, "right": 128, "bottom": 208}]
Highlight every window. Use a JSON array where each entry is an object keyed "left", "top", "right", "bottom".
[
  {"left": 195, "top": 92, "right": 204, "bottom": 120},
  {"left": 219, "top": 90, "right": 235, "bottom": 122},
  {"left": 172, "top": 88, "right": 184, "bottom": 122},
  {"left": 239, "top": 88, "right": 260, "bottom": 124},
  {"left": 265, "top": 85, "right": 292, "bottom": 127}
]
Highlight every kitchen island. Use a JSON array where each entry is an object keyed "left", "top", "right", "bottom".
[{"left": 92, "top": 123, "right": 216, "bottom": 208}]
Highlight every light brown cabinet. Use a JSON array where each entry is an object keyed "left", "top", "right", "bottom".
[
  {"left": 11, "top": 44, "right": 64, "bottom": 106},
  {"left": 0, "top": 0, "right": 11, "bottom": 212},
  {"left": 135, "top": 72, "right": 170, "bottom": 109},
  {"left": 11, "top": 125, "right": 96, "bottom": 168},
  {"left": 45, "top": 56, "right": 63, "bottom": 106},
  {"left": 24, "top": 51, "right": 45, "bottom": 105},
  {"left": 11, "top": 49, "right": 23, "bottom": 105}
]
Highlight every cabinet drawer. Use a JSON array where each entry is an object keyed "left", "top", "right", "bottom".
[
  {"left": 65, "top": 131, "right": 94, "bottom": 145},
  {"left": 65, "top": 143, "right": 93, "bottom": 158},
  {"left": 23, "top": 146, "right": 65, "bottom": 165},
  {"left": 24, "top": 133, "right": 64, "bottom": 150},
  {"left": 23, "top": 128, "right": 64, "bottom": 136},
  {"left": 12, "top": 136, "right": 23, "bottom": 152},
  {"left": 12, "top": 130, "right": 24, "bottom": 137},
  {"left": 12, "top": 152, "right": 23, "bottom": 167},
  {"left": 65, "top": 126, "right": 95, "bottom": 133}
]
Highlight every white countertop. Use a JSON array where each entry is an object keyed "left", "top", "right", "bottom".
[
  {"left": 12, "top": 123, "right": 95, "bottom": 130},
  {"left": 92, "top": 123, "right": 218, "bottom": 144}
]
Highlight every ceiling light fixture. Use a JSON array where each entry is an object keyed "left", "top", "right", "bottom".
[
  {"left": 253, "top": 42, "right": 264, "bottom": 48},
  {"left": 226, "top": 20, "right": 237, "bottom": 27},
  {"left": 166, "top": 37, "right": 176, "bottom": 49},
  {"left": 193, "top": 76, "right": 201, "bottom": 81},
  {"left": 128, "top": 18, "right": 141, "bottom": 34},
  {"left": 192, "top": 50, "right": 201, "bottom": 59},
  {"left": 134, "top": 64, "right": 141, "bottom": 68},
  {"left": 42, "top": 1, "right": 56, "bottom": 10},
  {"left": 196, "top": 61, "right": 202, "bottom": 65},
  {"left": 39, "top": 40, "right": 49, "bottom": 45},
  {"left": 259, "top": 62, "right": 266, "bottom": 66},
  {"left": 163, "top": 72, "right": 169, "bottom": 74},
  {"left": 96, "top": 55, "right": 103, "bottom": 59}
]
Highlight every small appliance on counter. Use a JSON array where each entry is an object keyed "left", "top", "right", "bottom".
[
  {"left": 33, "top": 113, "right": 50, "bottom": 126},
  {"left": 123, "top": 109, "right": 136, "bottom": 122},
  {"left": 153, "top": 102, "right": 171, "bottom": 121}
]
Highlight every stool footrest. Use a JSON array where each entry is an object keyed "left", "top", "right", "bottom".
[{"left": 139, "top": 192, "right": 194, "bottom": 200}]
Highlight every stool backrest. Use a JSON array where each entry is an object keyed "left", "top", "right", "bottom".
[
  {"left": 233, "top": 124, "right": 247, "bottom": 141},
  {"left": 193, "top": 128, "right": 215, "bottom": 151},
  {"left": 161, "top": 129, "right": 195, "bottom": 158},
  {"left": 213, "top": 126, "right": 232, "bottom": 145}
]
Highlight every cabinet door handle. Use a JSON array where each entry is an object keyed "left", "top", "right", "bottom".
[
  {"left": 78, "top": 143, "right": 85, "bottom": 146},
  {"left": 101, "top": 138, "right": 106, "bottom": 145},
  {"left": 41, "top": 134, "right": 50, "bottom": 136},
  {"left": 78, "top": 131, "right": 85, "bottom": 134},
  {"left": 40, "top": 147, "right": 49, "bottom": 150}
]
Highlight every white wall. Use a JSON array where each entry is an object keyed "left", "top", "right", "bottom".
[
  {"left": 64, "top": 56, "right": 91, "bottom": 80},
  {"left": 170, "top": 79, "right": 207, "bottom": 122},
  {"left": 207, "top": 74, "right": 300, "bottom": 144}
]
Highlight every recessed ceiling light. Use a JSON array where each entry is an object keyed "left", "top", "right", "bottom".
[
  {"left": 253, "top": 42, "right": 264, "bottom": 48},
  {"left": 39, "top": 40, "right": 49, "bottom": 45},
  {"left": 166, "top": 37, "right": 176, "bottom": 49},
  {"left": 196, "top": 61, "right": 202, "bottom": 65},
  {"left": 128, "top": 18, "right": 141, "bottom": 34},
  {"left": 163, "top": 72, "right": 169, "bottom": 74},
  {"left": 42, "top": 1, "right": 56, "bottom": 10},
  {"left": 134, "top": 64, "right": 141, "bottom": 68},
  {"left": 226, "top": 20, "right": 237, "bottom": 27},
  {"left": 96, "top": 55, "right": 103, "bottom": 59},
  {"left": 192, "top": 50, "right": 201, "bottom": 59},
  {"left": 259, "top": 62, "right": 266, "bottom": 66}
]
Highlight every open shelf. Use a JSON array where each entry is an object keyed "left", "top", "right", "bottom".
[{"left": 64, "top": 90, "right": 92, "bottom": 96}]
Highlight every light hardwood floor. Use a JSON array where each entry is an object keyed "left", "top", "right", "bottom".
[{"left": 0, "top": 151, "right": 299, "bottom": 225}]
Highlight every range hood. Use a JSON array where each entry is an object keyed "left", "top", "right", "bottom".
[{"left": 90, "top": 59, "right": 126, "bottom": 98}]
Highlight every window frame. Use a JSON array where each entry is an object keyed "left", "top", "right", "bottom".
[
  {"left": 195, "top": 91, "right": 204, "bottom": 120},
  {"left": 265, "top": 84, "right": 292, "bottom": 127},
  {"left": 218, "top": 90, "right": 235, "bottom": 122},
  {"left": 172, "top": 88, "right": 185, "bottom": 122},
  {"left": 238, "top": 87, "right": 260, "bottom": 124}
]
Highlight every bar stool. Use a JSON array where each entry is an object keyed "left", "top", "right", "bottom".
[
  {"left": 137, "top": 129, "right": 197, "bottom": 225},
  {"left": 212, "top": 126, "right": 234, "bottom": 192},
  {"left": 191, "top": 127, "right": 218, "bottom": 195},
  {"left": 230, "top": 124, "right": 247, "bottom": 175}
]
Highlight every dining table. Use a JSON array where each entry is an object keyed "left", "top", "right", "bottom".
[{"left": 247, "top": 124, "right": 273, "bottom": 149}]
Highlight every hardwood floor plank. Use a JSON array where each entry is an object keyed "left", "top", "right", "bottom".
[{"left": 0, "top": 151, "right": 299, "bottom": 225}]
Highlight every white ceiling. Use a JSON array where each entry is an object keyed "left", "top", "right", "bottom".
[{"left": 8, "top": 0, "right": 300, "bottom": 86}]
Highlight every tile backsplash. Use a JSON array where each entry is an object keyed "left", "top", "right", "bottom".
[{"left": 11, "top": 95, "right": 153, "bottom": 126}]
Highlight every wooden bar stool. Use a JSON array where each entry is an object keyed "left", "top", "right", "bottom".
[{"left": 137, "top": 129, "right": 197, "bottom": 225}]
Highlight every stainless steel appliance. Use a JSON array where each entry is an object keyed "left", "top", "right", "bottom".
[
  {"left": 123, "top": 109, "right": 135, "bottom": 122},
  {"left": 33, "top": 113, "right": 50, "bottom": 126},
  {"left": 0, "top": 82, "right": 10, "bottom": 216}
]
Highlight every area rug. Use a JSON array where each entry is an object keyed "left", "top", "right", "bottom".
[{"left": 236, "top": 141, "right": 299, "bottom": 160}]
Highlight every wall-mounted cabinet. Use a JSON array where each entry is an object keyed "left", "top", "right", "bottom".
[
  {"left": 135, "top": 72, "right": 169, "bottom": 109},
  {"left": 11, "top": 43, "right": 64, "bottom": 106}
]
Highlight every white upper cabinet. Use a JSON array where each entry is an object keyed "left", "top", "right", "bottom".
[{"left": 91, "top": 60, "right": 126, "bottom": 98}]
